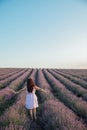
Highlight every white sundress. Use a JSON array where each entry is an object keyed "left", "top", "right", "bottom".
[{"left": 25, "top": 88, "right": 38, "bottom": 109}]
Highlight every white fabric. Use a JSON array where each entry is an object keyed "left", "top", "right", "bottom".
[{"left": 25, "top": 88, "right": 38, "bottom": 109}]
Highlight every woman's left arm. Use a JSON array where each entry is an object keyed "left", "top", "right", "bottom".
[{"left": 35, "top": 86, "right": 47, "bottom": 93}]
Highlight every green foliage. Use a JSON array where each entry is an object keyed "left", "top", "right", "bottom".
[
  {"left": 0, "top": 95, "right": 17, "bottom": 116},
  {"left": 0, "top": 119, "right": 10, "bottom": 126},
  {"left": 0, "top": 84, "right": 4, "bottom": 89}
]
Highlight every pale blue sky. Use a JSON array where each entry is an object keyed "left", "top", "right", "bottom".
[{"left": 0, "top": 0, "right": 87, "bottom": 68}]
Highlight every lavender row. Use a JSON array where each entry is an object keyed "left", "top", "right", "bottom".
[
  {"left": 0, "top": 69, "right": 28, "bottom": 90},
  {"left": 9, "top": 69, "right": 33, "bottom": 91},
  {"left": 49, "top": 69, "right": 87, "bottom": 101},
  {"left": 52, "top": 69, "right": 87, "bottom": 101},
  {"left": 56, "top": 69, "right": 87, "bottom": 90},
  {"left": 43, "top": 69, "right": 87, "bottom": 122},
  {"left": 58, "top": 69, "right": 87, "bottom": 81},
  {"left": 0, "top": 88, "right": 16, "bottom": 116},
  {"left": 36, "top": 69, "right": 87, "bottom": 130},
  {"left": 59, "top": 69, "right": 87, "bottom": 77},
  {"left": 0, "top": 68, "right": 19, "bottom": 77},
  {"left": 0, "top": 68, "right": 23, "bottom": 81},
  {"left": 35, "top": 69, "right": 54, "bottom": 102},
  {"left": 0, "top": 88, "right": 26, "bottom": 130},
  {"left": 29, "top": 69, "right": 38, "bottom": 82},
  {"left": 37, "top": 69, "right": 53, "bottom": 96},
  {"left": 40, "top": 99, "right": 86, "bottom": 130}
]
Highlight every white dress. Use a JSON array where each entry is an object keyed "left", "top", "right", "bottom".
[{"left": 25, "top": 88, "right": 38, "bottom": 109}]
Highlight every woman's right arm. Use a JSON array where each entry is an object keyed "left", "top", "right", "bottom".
[{"left": 10, "top": 87, "right": 26, "bottom": 94}]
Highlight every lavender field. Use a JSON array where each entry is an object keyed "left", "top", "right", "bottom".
[{"left": 0, "top": 68, "right": 87, "bottom": 130}]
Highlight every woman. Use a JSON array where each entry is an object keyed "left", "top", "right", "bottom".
[{"left": 25, "top": 78, "right": 47, "bottom": 120}]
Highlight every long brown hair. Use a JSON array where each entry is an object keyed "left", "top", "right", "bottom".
[{"left": 27, "top": 78, "right": 35, "bottom": 92}]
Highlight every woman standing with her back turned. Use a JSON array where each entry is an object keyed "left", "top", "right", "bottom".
[{"left": 25, "top": 78, "right": 47, "bottom": 121}]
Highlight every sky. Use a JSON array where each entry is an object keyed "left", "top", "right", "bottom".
[{"left": 0, "top": 0, "right": 87, "bottom": 69}]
